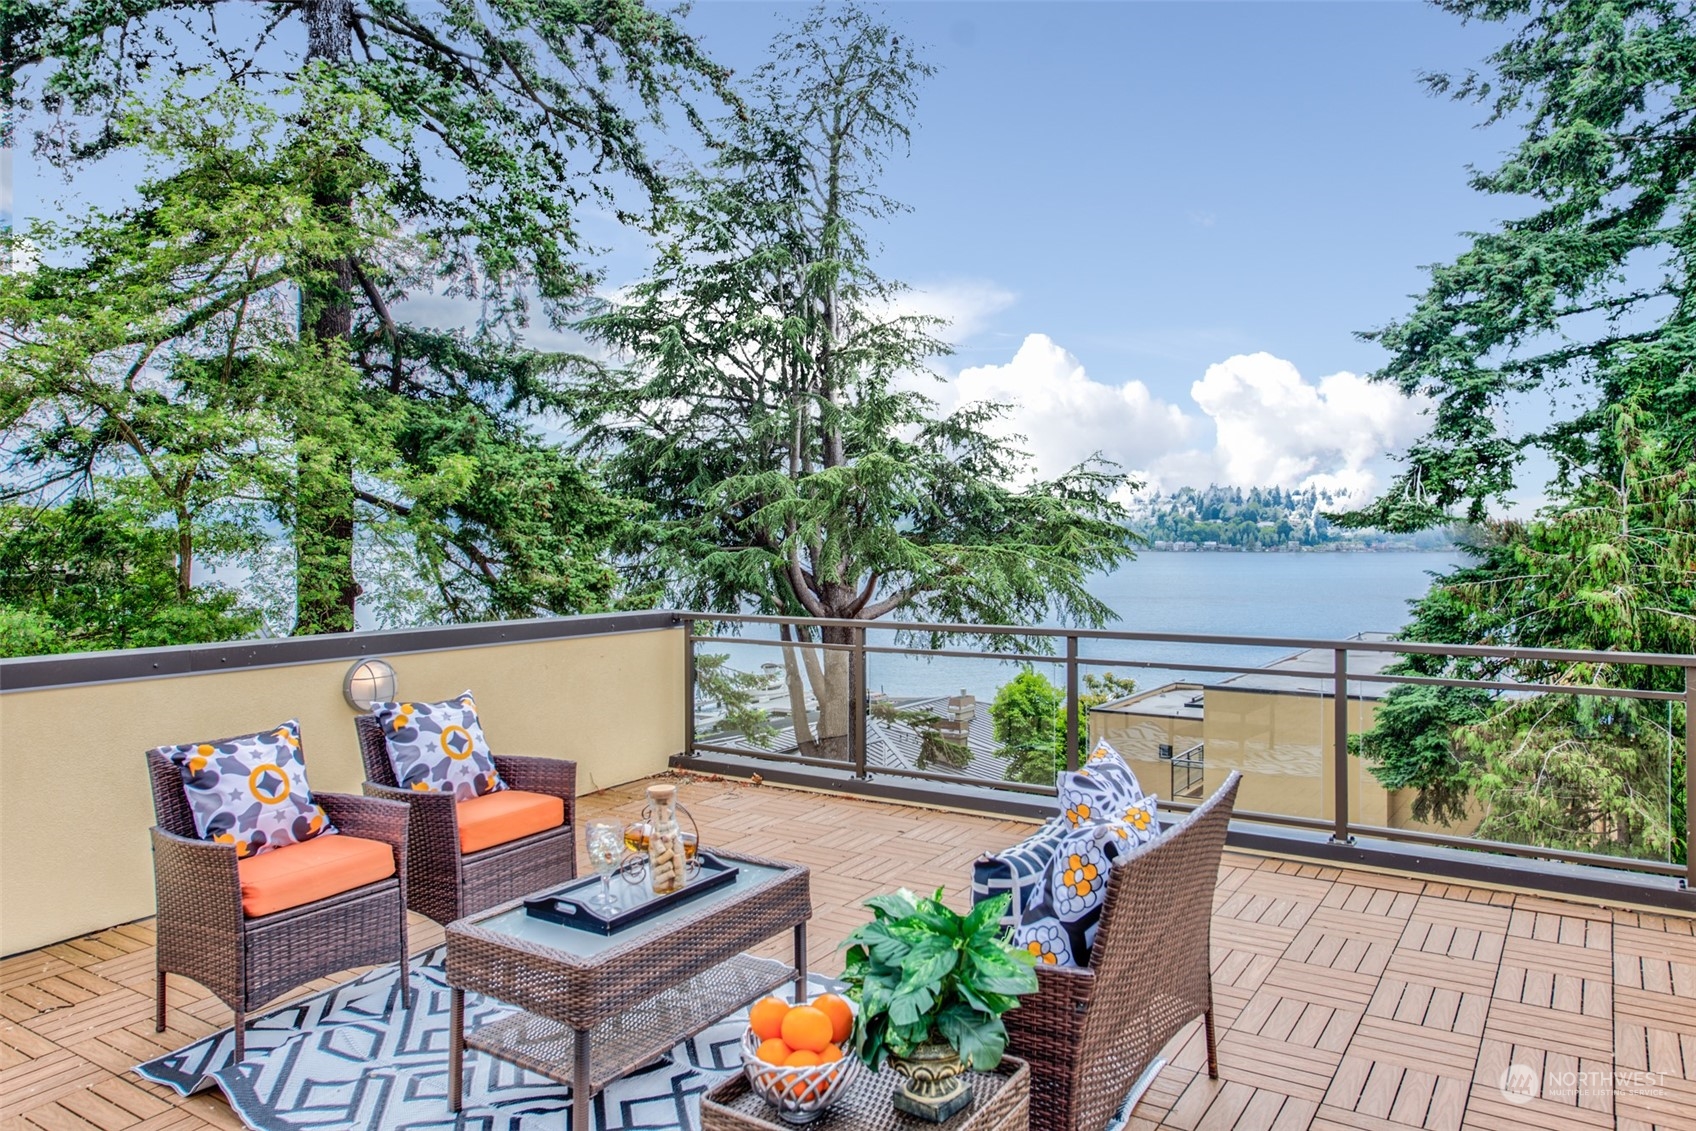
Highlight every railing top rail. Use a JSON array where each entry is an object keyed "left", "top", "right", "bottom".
[{"left": 688, "top": 611, "right": 1696, "bottom": 670}]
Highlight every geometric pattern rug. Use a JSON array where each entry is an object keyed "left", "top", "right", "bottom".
[
  {"left": 134, "top": 947, "right": 783, "bottom": 1131},
  {"left": 134, "top": 947, "right": 1151, "bottom": 1131}
]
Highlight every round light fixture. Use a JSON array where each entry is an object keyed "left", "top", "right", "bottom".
[{"left": 343, "top": 658, "right": 398, "bottom": 711}]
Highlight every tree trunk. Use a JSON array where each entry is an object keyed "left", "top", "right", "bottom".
[
  {"left": 778, "top": 627, "right": 818, "bottom": 754},
  {"left": 781, "top": 622, "right": 854, "bottom": 762},
  {"left": 293, "top": 0, "right": 360, "bottom": 635},
  {"left": 175, "top": 507, "right": 193, "bottom": 599}
]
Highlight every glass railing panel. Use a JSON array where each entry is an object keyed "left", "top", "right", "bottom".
[{"left": 1355, "top": 673, "right": 1688, "bottom": 873}]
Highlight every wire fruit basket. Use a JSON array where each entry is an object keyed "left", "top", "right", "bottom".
[{"left": 739, "top": 1029, "right": 859, "bottom": 1125}]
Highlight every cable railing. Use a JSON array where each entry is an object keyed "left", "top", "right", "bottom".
[{"left": 678, "top": 612, "right": 1695, "bottom": 890}]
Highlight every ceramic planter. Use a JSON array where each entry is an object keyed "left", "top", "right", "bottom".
[{"left": 887, "top": 1041, "right": 970, "bottom": 1122}]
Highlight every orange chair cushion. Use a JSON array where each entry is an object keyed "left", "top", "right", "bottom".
[
  {"left": 457, "top": 790, "right": 566, "bottom": 854},
  {"left": 235, "top": 833, "right": 397, "bottom": 918}
]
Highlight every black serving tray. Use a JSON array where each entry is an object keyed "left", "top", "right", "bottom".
[{"left": 522, "top": 851, "right": 741, "bottom": 935}]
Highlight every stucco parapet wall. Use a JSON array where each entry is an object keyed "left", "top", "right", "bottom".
[
  {"left": 0, "top": 610, "right": 683, "bottom": 692},
  {"left": 0, "top": 616, "right": 688, "bottom": 955}
]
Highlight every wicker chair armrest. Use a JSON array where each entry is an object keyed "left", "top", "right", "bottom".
[
  {"left": 360, "top": 780, "right": 463, "bottom": 905},
  {"left": 318, "top": 792, "right": 408, "bottom": 854},
  {"left": 149, "top": 826, "right": 243, "bottom": 930},
  {"left": 362, "top": 780, "right": 431, "bottom": 805},
  {"left": 1005, "top": 961, "right": 1095, "bottom": 1031},
  {"left": 492, "top": 755, "right": 576, "bottom": 827}
]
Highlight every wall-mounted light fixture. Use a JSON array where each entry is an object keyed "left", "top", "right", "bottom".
[{"left": 343, "top": 658, "right": 398, "bottom": 711}]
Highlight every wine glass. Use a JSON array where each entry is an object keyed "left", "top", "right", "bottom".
[{"left": 584, "top": 820, "right": 624, "bottom": 908}]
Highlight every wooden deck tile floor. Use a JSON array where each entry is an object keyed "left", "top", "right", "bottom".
[{"left": 2, "top": 773, "right": 1693, "bottom": 1131}]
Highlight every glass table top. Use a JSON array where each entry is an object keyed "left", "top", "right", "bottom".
[{"left": 473, "top": 856, "right": 791, "bottom": 957}]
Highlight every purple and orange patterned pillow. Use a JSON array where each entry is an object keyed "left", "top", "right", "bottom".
[
  {"left": 156, "top": 720, "right": 337, "bottom": 858},
  {"left": 370, "top": 689, "right": 507, "bottom": 801}
]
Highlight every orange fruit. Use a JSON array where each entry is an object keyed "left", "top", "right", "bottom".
[
  {"left": 779, "top": 1005, "right": 833, "bottom": 1054},
  {"left": 820, "top": 1042, "right": 843, "bottom": 1063},
  {"left": 783, "top": 1049, "right": 822, "bottom": 1068},
  {"left": 812, "top": 993, "right": 853, "bottom": 1044},
  {"left": 749, "top": 997, "right": 790, "bottom": 1041},
  {"left": 754, "top": 1037, "right": 792, "bottom": 1065}
]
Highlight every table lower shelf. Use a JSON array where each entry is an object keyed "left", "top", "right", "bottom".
[{"left": 462, "top": 951, "right": 794, "bottom": 1094}]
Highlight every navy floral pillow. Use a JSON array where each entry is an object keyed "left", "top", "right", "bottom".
[
  {"left": 156, "top": 721, "right": 337, "bottom": 858},
  {"left": 370, "top": 690, "right": 506, "bottom": 801},
  {"left": 1019, "top": 742, "right": 1162, "bottom": 967},
  {"left": 1058, "top": 741, "right": 1152, "bottom": 830}
]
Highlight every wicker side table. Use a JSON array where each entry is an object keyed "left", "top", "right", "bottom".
[{"left": 700, "top": 1055, "right": 1029, "bottom": 1131}]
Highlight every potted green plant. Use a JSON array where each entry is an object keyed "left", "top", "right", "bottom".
[{"left": 839, "top": 888, "right": 1039, "bottom": 1122}]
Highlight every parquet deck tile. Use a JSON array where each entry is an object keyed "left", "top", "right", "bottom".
[{"left": 3, "top": 774, "right": 1694, "bottom": 1131}]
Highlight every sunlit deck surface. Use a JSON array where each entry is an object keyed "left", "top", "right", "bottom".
[{"left": 3, "top": 776, "right": 1693, "bottom": 1131}]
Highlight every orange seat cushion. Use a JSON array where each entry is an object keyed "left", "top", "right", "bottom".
[
  {"left": 235, "top": 833, "right": 396, "bottom": 918},
  {"left": 457, "top": 790, "right": 566, "bottom": 854}
]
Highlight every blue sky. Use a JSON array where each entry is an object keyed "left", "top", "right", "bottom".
[
  {"left": 11, "top": 2, "right": 1530, "bottom": 501},
  {"left": 652, "top": 2, "right": 1522, "bottom": 500},
  {"left": 687, "top": 2, "right": 1508, "bottom": 382}
]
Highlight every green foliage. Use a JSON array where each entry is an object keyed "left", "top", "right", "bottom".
[
  {"left": 1138, "top": 485, "right": 1453, "bottom": 550},
  {"left": 993, "top": 669, "right": 1064, "bottom": 784},
  {"left": 694, "top": 647, "right": 782, "bottom": 749},
  {"left": 7, "top": 0, "right": 729, "bottom": 637},
  {"left": 1347, "top": 0, "right": 1694, "bottom": 865},
  {"left": 1354, "top": 684, "right": 1491, "bottom": 826},
  {"left": 839, "top": 888, "right": 1038, "bottom": 1071},
  {"left": 998, "top": 669, "right": 1137, "bottom": 785},
  {"left": 11, "top": 0, "right": 728, "bottom": 318},
  {"left": 0, "top": 81, "right": 649, "bottom": 645},
  {"left": 0, "top": 497, "right": 258, "bottom": 656},
  {"left": 1361, "top": 402, "right": 1691, "bottom": 861},
  {"left": 572, "top": 4, "right": 1140, "bottom": 757},
  {"left": 990, "top": 669, "right": 1063, "bottom": 752},
  {"left": 1345, "top": 0, "right": 1696, "bottom": 530}
]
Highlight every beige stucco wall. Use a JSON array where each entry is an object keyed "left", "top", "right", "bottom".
[
  {"left": 0, "top": 625, "right": 685, "bottom": 955},
  {"left": 1091, "top": 685, "right": 1395, "bottom": 826}
]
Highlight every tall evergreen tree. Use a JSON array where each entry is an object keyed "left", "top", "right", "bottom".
[
  {"left": 1345, "top": 0, "right": 1696, "bottom": 531},
  {"left": 1349, "top": 0, "right": 1695, "bottom": 860},
  {"left": 6, "top": 0, "right": 729, "bottom": 633},
  {"left": 573, "top": 4, "right": 1140, "bottom": 759}
]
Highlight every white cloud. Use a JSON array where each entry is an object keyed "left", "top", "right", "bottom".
[
  {"left": 1180, "top": 352, "right": 1430, "bottom": 498},
  {"left": 934, "top": 334, "right": 1199, "bottom": 482},
  {"left": 932, "top": 336, "right": 1429, "bottom": 499},
  {"left": 873, "top": 278, "right": 1017, "bottom": 345}
]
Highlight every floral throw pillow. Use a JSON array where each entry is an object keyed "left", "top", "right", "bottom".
[
  {"left": 1022, "top": 742, "right": 1163, "bottom": 967},
  {"left": 1058, "top": 742, "right": 1151, "bottom": 830},
  {"left": 157, "top": 721, "right": 337, "bottom": 858},
  {"left": 370, "top": 690, "right": 506, "bottom": 801}
]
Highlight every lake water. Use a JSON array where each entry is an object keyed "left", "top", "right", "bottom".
[{"left": 707, "top": 551, "right": 1462, "bottom": 704}]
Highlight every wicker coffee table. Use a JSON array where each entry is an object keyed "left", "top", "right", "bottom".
[
  {"left": 700, "top": 1055, "right": 1029, "bottom": 1131},
  {"left": 444, "top": 850, "right": 811, "bottom": 1129}
]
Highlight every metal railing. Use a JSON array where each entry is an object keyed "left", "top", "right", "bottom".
[
  {"left": 678, "top": 612, "right": 1696, "bottom": 889},
  {"left": 1170, "top": 742, "right": 1206, "bottom": 801}
]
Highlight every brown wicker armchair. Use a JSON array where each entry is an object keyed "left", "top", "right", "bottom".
[
  {"left": 1002, "top": 771, "right": 1241, "bottom": 1131},
  {"left": 146, "top": 751, "right": 411, "bottom": 1062},
  {"left": 354, "top": 715, "right": 576, "bottom": 925}
]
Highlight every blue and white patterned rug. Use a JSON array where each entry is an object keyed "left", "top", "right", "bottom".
[
  {"left": 135, "top": 948, "right": 1154, "bottom": 1131},
  {"left": 135, "top": 947, "right": 782, "bottom": 1131}
]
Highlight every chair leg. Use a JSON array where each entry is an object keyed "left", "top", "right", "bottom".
[
  {"left": 1204, "top": 1006, "right": 1219, "bottom": 1079},
  {"left": 232, "top": 1009, "right": 246, "bottom": 1063},
  {"left": 398, "top": 935, "right": 412, "bottom": 1011},
  {"left": 154, "top": 970, "right": 167, "bottom": 1033}
]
